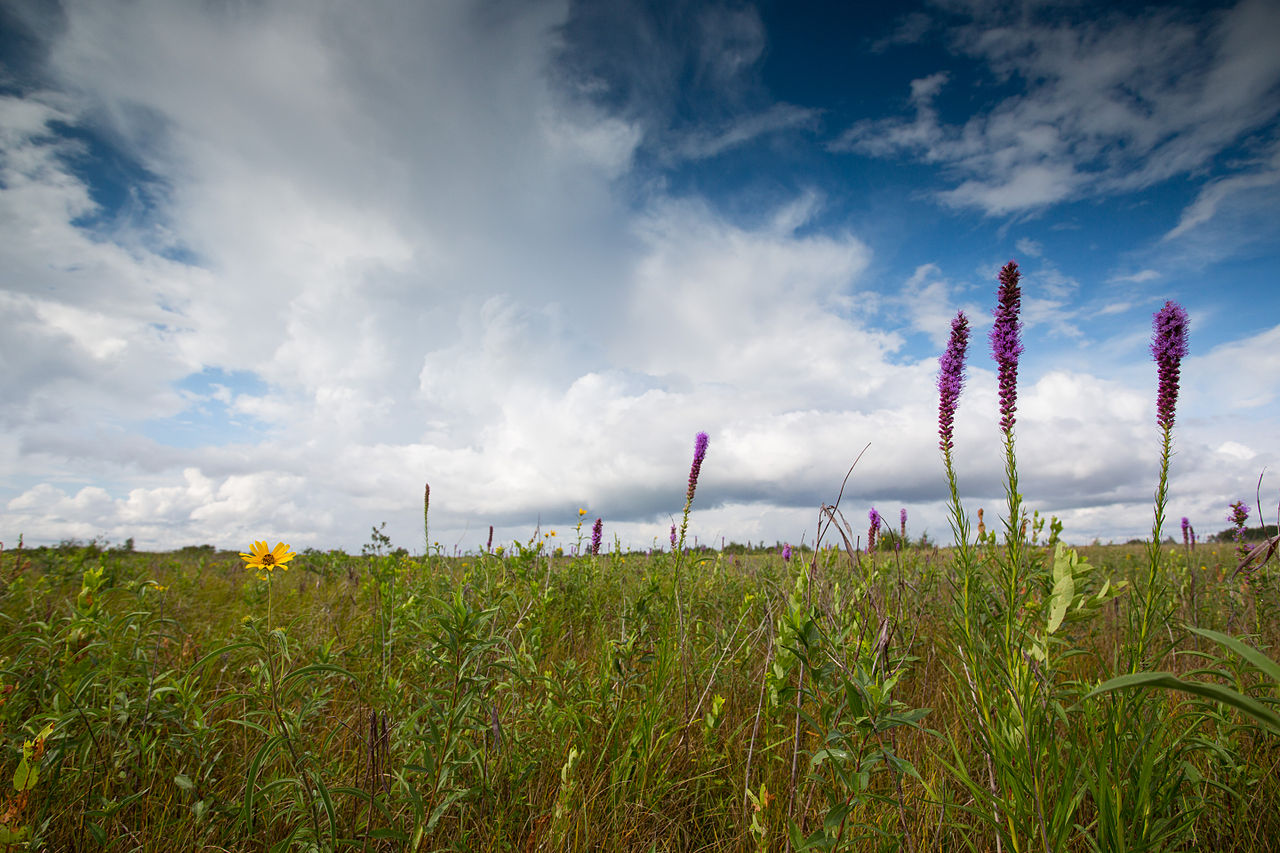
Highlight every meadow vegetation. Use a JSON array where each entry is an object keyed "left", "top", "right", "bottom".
[
  {"left": 2, "top": 264, "right": 1278, "bottom": 851},
  {"left": 1, "top": 529, "right": 1276, "bottom": 852}
]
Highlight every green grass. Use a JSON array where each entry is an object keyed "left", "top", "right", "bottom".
[{"left": 0, "top": 535, "right": 1276, "bottom": 851}]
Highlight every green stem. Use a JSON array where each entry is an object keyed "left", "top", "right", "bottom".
[
  {"left": 1136, "top": 424, "right": 1173, "bottom": 669},
  {"left": 264, "top": 624, "right": 324, "bottom": 844},
  {"left": 1001, "top": 427, "right": 1024, "bottom": 666}
]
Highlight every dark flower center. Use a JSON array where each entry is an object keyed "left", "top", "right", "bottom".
[{"left": 262, "top": 554, "right": 276, "bottom": 566}]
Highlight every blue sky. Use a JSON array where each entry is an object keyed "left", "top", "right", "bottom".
[{"left": 2, "top": 0, "right": 1278, "bottom": 553}]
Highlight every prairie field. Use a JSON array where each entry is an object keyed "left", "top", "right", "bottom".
[
  {"left": 0, "top": 528, "right": 1277, "bottom": 852},
  {"left": 3, "top": 290, "right": 1276, "bottom": 852}
]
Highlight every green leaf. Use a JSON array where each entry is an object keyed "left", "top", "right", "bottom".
[
  {"left": 242, "top": 734, "right": 287, "bottom": 832},
  {"left": 188, "top": 641, "right": 258, "bottom": 675},
  {"left": 279, "top": 662, "right": 360, "bottom": 691},
  {"left": 1087, "top": 671, "right": 1280, "bottom": 734},
  {"left": 0, "top": 825, "right": 29, "bottom": 844},
  {"left": 313, "top": 772, "right": 338, "bottom": 850},
  {"left": 174, "top": 774, "right": 194, "bottom": 791},
  {"left": 1189, "top": 627, "right": 1280, "bottom": 684},
  {"left": 12, "top": 755, "right": 35, "bottom": 792},
  {"left": 1047, "top": 544, "right": 1075, "bottom": 634}
]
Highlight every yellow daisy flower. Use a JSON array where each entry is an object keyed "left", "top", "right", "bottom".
[{"left": 239, "top": 540, "right": 296, "bottom": 573}]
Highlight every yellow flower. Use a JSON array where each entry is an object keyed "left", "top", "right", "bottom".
[
  {"left": 239, "top": 540, "right": 296, "bottom": 573},
  {"left": 578, "top": 508, "right": 587, "bottom": 517}
]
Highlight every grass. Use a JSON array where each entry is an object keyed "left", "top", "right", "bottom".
[
  {"left": 0, "top": 533, "right": 1276, "bottom": 851},
  {"left": 4, "top": 284, "right": 1275, "bottom": 851}
]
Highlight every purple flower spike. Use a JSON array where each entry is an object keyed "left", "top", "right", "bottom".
[
  {"left": 782, "top": 543, "right": 792, "bottom": 562},
  {"left": 1181, "top": 516, "right": 1190, "bottom": 547},
  {"left": 938, "top": 312, "right": 970, "bottom": 455},
  {"left": 1151, "top": 301, "right": 1189, "bottom": 431},
  {"left": 868, "top": 507, "right": 882, "bottom": 552},
  {"left": 591, "top": 518, "right": 603, "bottom": 555},
  {"left": 990, "top": 261, "right": 1023, "bottom": 434},
  {"left": 687, "top": 432, "right": 710, "bottom": 507},
  {"left": 900, "top": 508, "right": 908, "bottom": 539},
  {"left": 669, "top": 524, "right": 677, "bottom": 550}
]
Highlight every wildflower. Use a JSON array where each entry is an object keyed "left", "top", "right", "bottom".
[
  {"left": 1229, "top": 500, "right": 1250, "bottom": 558},
  {"left": 240, "top": 541, "right": 296, "bottom": 574},
  {"left": 1150, "top": 301, "right": 1189, "bottom": 431},
  {"left": 676, "top": 432, "right": 710, "bottom": 554},
  {"left": 938, "top": 311, "right": 970, "bottom": 456},
  {"left": 1181, "top": 517, "right": 1191, "bottom": 548},
  {"left": 990, "top": 261, "right": 1023, "bottom": 434},
  {"left": 687, "top": 432, "right": 710, "bottom": 508},
  {"left": 578, "top": 508, "right": 587, "bottom": 517},
  {"left": 670, "top": 524, "right": 677, "bottom": 550},
  {"left": 486, "top": 525, "right": 494, "bottom": 553},
  {"left": 782, "top": 543, "right": 792, "bottom": 562},
  {"left": 900, "top": 508, "right": 908, "bottom": 540},
  {"left": 591, "top": 518, "right": 603, "bottom": 555},
  {"left": 868, "top": 508, "right": 882, "bottom": 552}
]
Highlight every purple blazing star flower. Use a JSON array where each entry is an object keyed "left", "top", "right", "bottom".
[
  {"left": 990, "top": 261, "right": 1023, "bottom": 434},
  {"left": 1151, "top": 301, "right": 1189, "bottom": 431},
  {"left": 670, "top": 524, "right": 677, "bottom": 550},
  {"left": 938, "top": 312, "right": 970, "bottom": 456},
  {"left": 782, "top": 543, "right": 792, "bottom": 562},
  {"left": 687, "top": 432, "right": 710, "bottom": 507},
  {"left": 900, "top": 508, "right": 908, "bottom": 539},
  {"left": 868, "top": 507, "right": 882, "bottom": 552},
  {"left": 591, "top": 518, "right": 603, "bottom": 555},
  {"left": 1181, "top": 517, "right": 1190, "bottom": 548}
]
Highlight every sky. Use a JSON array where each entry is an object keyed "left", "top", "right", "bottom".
[{"left": 2, "top": 0, "right": 1279, "bottom": 555}]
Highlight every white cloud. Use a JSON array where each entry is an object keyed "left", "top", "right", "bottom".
[
  {"left": 1164, "top": 146, "right": 1280, "bottom": 240},
  {"left": 0, "top": 0, "right": 1275, "bottom": 556},
  {"left": 670, "top": 103, "right": 820, "bottom": 161},
  {"left": 836, "top": 0, "right": 1280, "bottom": 217},
  {"left": 1108, "top": 270, "right": 1160, "bottom": 284},
  {"left": 1015, "top": 238, "right": 1043, "bottom": 258}
]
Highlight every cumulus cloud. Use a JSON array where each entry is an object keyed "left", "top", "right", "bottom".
[{"left": 0, "top": 0, "right": 1275, "bottom": 554}]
